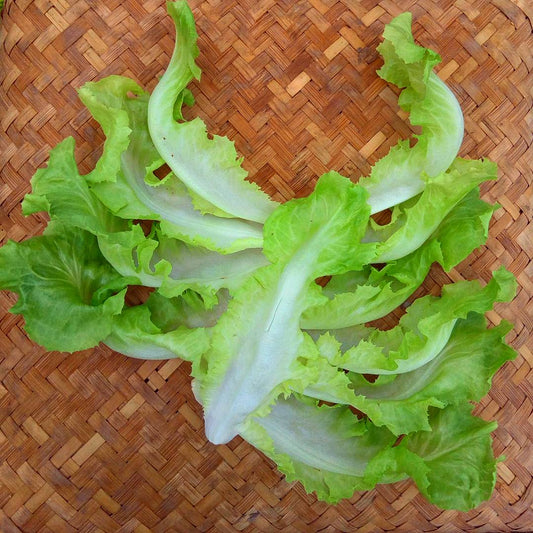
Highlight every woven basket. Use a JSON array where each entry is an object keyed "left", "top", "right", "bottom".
[{"left": 1, "top": 0, "right": 531, "bottom": 531}]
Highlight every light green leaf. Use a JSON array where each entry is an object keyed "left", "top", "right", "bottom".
[
  {"left": 98, "top": 224, "right": 269, "bottom": 307},
  {"left": 22, "top": 137, "right": 127, "bottom": 235},
  {"left": 328, "top": 267, "right": 516, "bottom": 375},
  {"left": 263, "top": 171, "right": 376, "bottom": 273},
  {"left": 80, "top": 75, "right": 265, "bottom": 253},
  {"left": 241, "top": 395, "right": 398, "bottom": 503},
  {"left": 346, "top": 314, "right": 515, "bottom": 434},
  {"left": 361, "top": 12, "right": 464, "bottom": 214},
  {"left": 104, "top": 301, "right": 210, "bottom": 361},
  {"left": 148, "top": 1, "right": 277, "bottom": 223},
  {"left": 196, "top": 173, "right": 375, "bottom": 444},
  {"left": 301, "top": 187, "right": 496, "bottom": 329},
  {"left": 368, "top": 158, "right": 497, "bottom": 262},
  {"left": 394, "top": 404, "right": 501, "bottom": 511}
]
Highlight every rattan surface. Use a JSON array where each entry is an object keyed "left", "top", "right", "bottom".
[{"left": 0, "top": 0, "right": 532, "bottom": 531}]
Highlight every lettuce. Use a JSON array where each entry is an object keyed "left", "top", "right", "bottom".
[
  {"left": 301, "top": 186, "right": 496, "bottom": 329},
  {"left": 361, "top": 12, "right": 464, "bottom": 213},
  {"left": 195, "top": 173, "right": 376, "bottom": 444},
  {"left": 147, "top": 2, "right": 277, "bottom": 224},
  {"left": 384, "top": 404, "right": 502, "bottom": 511},
  {"left": 367, "top": 158, "right": 497, "bottom": 263},
  {"left": 304, "top": 312, "right": 515, "bottom": 435},
  {"left": 243, "top": 398, "right": 500, "bottom": 509},
  {"left": 345, "top": 315, "right": 515, "bottom": 434},
  {"left": 0, "top": 1, "right": 516, "bottom": 512},
  {"left": 104, "top": 299, "right": 209, "bottom": 361},
  {"left": 80, "top": 76, "right": 265, "bottom": 253},
  {"left": 22, "top": 137, "right": 127, "bottom": 236},
  {"left": 97, "top": 225, "right": 269, "bottom": 307},
  {"left": 0, "top": 224, "right": 127, "bottom": 352},
  {"left": 21, "top": 135, "right": 267, "bottom": 308},
  {"left": 314, "top": 267, "right": 515, "bottom": 375},
  {"left": 242, "top": 395, "right": 397, "bottom": 502}
]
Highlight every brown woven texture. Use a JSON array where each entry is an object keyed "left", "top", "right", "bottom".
[{"left": 0, "top": 0, "right": 531, "bottom": 531}]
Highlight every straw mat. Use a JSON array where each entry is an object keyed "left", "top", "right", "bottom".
[{"left": 0, "top": 0, "right": 532, "bottom": 531}]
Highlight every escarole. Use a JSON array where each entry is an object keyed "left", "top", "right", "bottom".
[
  {"left": 0, "top": 1, "right": 516, "bottom": 513},
  {"left": 147, "top": 2, "right": 277, "bottom": 224},
  {"left": 194, "top": 173, "right": 376, "bottom": 444},
  {"left": 361, "top": 12, "right": 464, "bottom": 214}
]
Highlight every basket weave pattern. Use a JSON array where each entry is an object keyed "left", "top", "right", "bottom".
[{"left": 1, "top": 0, "right": 532, "bottom": 531}]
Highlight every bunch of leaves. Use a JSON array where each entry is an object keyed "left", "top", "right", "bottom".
[{"left": 0, "top": 2, "right": 516, "bottom": 511}]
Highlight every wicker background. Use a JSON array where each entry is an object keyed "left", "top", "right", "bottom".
[{"left": 0, "top": 0, "right": 531, "bottom": 531}]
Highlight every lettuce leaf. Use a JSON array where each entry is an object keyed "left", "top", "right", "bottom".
[
  {"left": 22, "top": 137, "right": 127, "bottom": 235},
  {"left": 145, "top": 289, "right": 230, "bottom": 330},
  {"left": 322, "top": 267, "right": 515, "bottom": 375},
  {"left": 368, "top": 158, "right": 497, "bottom": 262},
  {"left": 304, "top": 312, "right": 515, "bottom": 435},
  {"left": 97, "top": 225, "right": 269, "bottom": 308},
  {"left": 80, "top": 75, "right": 265, "bottom": 253},
  {"left": 347, "top": 314, "right": 515, "bottom": 434},
  {"left": 147, "top": 1, "right": 277, "bottom": 224},
  {"left": 362, "top": 12, "right": 464, "bottom": 213},
  {"left": 241, "top": 395, "right": 398, "bottom": 503},
  {"left": 0, "top": 224, "right": 127, "bottom": 352},
  {"left": 301, "top": 187, "right": 496, "bottom": 329},
  {"left": 384, "top": 404, "right": 501, "bottom": 511},
  {"left": 195, "top": 172, "right": 376, "bottom": 444},
  {"left": 243, "top": 398, "right": 501, "bottom": 510},
  {"left": 104, "top": 300, "right": 209, "bottom": 361}
]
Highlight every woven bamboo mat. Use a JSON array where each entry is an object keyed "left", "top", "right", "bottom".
[{"left": 0, "top": 0, "right": 532, "bottom": 531}]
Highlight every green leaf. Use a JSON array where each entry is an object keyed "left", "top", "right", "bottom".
[
  {"left": 328, "top": 267, "right": 516, "bottom": 375},
  {"left": 22, "top": 137, "right": 128, "bottom": 235},
  {"left": 98, "top": 224, "right": 269, "bottom": 307},
  {"left": 0, "top": 225, "right": 127, "bottom": 352},
  {"left": 80, "top": 75, "right": 264, "bottom": 253},
  {"left": 395, "top": 404, "right": 501, "bottom": 511},
  {"left": 196, "top": 173, "right": 375, "bottom": 444},
  {"left": 432, "top": 188, "right": 496, "bottom": 271},
  {"left": 361, "top": 12, "right": 464, "bottom": 214},
  {"left": 241, "top": 395, "right": 398, "bottom": 503},
  {"left": 263, "top": 171, "right": 376, "bottom": 273},
  {"left": 104, "top": 301, "right": 210, "bottom": 362},
  {"left": 301, "top": 241, "right": 439, "bottom": 330},
  {"left": 147, "top": 1, "right": 277, "bottom": 223},
  {"left": 301, "top": 186, "right": 497, "bottom": 329},
  {"left": 346, "top": 314, "right": 515, "bottom": 434},
  {"left": 368, "top": 158, "right": 497, "bottom": 262},
  {"left": 146, "top": 289, "right": 230, "bottom": 330},
  {"left": 81, "top": 77, "right": 137, "bottom": 186}
]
